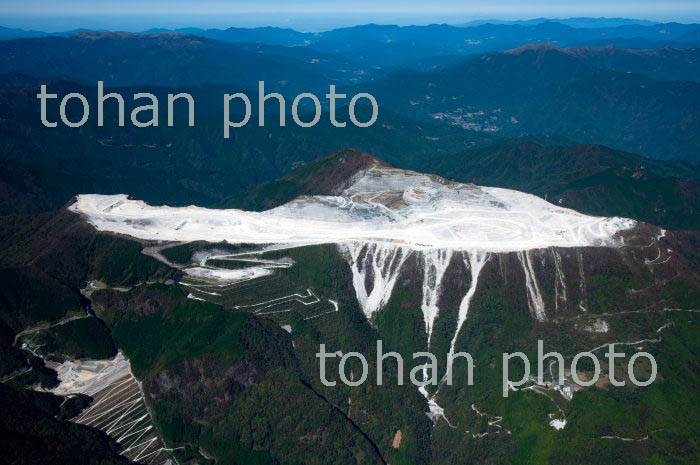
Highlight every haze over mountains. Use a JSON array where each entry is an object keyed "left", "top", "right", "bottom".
[
  {"left": 1, "top": 19, "right": 700, "bottom": 226},
  {"left": 359, "top": 43, "right": 700, "bottom": 160},
  {"left": 2, "top": 15, "right": 700, "bottom": 465},
  {"left": 0, "top": 32, "right": 367, "bottom": 92},
  {"left": 0, "top": 33, "right": 698, "bottom": 163},
  {"left": 3, "top": 19, "right": 700, "bottom": 67}
]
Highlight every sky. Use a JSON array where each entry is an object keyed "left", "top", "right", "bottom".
[{"left": 1, "top": 0, "right": 699, "bottom": 31}]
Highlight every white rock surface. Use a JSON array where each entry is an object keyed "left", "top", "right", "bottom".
[
  {"left": 70, "top": 164, "right": 635, "bottom": 252},
  {"left": 50, "top": 351, "right": 131, "bottom": 397},
  {"left": 549, "top": 418, "right": 567, "bottom": 430},
  {"left": 183, "top": 266, "right": 273, "bottom": 283}
]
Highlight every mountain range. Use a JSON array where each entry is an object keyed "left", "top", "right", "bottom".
[
  {"left": 2, "top": 16, "right": 700, "bottom": 465},
  {"left": 2, "top": 31, "right": 699, "bottom": 161},
  {"left": 3, "top": 19, "right": 700, "bottom": 68},
  {"left": 0, "top": 32, "right": 367, "bottom": 92},
  {"left": 4, "top": 148, "right": 700, "bottom": 464},
  {"left": 358, "top": 43, "right": 700, "bottom": 161},
  {"left": 3, "top": 79, "right": 700, "bottom": 230}
]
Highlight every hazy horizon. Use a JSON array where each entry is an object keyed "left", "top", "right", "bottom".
[
  {"left": 1, "top": 0, "right": 699, "bottom": 33},
  {"left": 1, "top": 13, "right": 699, "bottom": 33}
]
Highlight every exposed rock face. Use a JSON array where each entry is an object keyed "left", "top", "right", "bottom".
[
  {"left": 70, "top": 161, "right": 635, "bottom": 250},
  {"left": 68, "top": 153, "right": 700, "bottom": 465},
  {"left": 345, "top": 222, "right": 694, "bottom": 332}
]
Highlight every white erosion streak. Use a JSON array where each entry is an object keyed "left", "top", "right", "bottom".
[
  {"left": 518, "top": 250, "right": 546, "bottom": 321},
  {"left": 415, "top": 249, "right": 454, "bottom": 427},
  {"left": 421, "top": 249, "right": 453, "bottom": 345},
  {"left": 551, "top": 248, "right": 567, "bottom": 311},
  {"left": 447, "top": 251, "right": 489, "bottom": 361},
  {"left": 416, "top": 251, "right": 488, "bottom": 430},
  {"left": 420, "top": 387, "right": 456, "bottom": 428},
  {"left": 576, "top": 249, "right": 588, "bottom": 312},
  {"left": 339, "top": 242, "right": 411, "bottom": 319}
]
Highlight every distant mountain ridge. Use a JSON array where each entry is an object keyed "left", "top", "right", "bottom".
[
  {"left": 0, "top": 32, "right": 367, "bottom": 92},
  {"left": 2, "top": 31, "right": 699, "bottom": 164},
  {"left": 505, "top": 43, "right": 700, "bottom": 82},
  {"left": 458, "top": 17, "right": 659, "bottom": 28},
  {"left": 1, "top": 20, "right": 699, "bottom": 70},
  {"left": 359, "top": 44, "right": 700, "bottom": 160},
  {"left": 0, "top": 79, "right": 493, "bottom": 213},
  {"left": 4, "top": 14, "right": 700, "bottom": 465}
]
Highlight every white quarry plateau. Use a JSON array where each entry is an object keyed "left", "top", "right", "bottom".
[
  {"left": 70, "top": 163, "right": 635, "bottom": 252},
  {"left": 70, "top": 161, "right": 637, "bottom": 346},
  {"left": 70, "top": 162, "right": 642, "bottom": 429}
]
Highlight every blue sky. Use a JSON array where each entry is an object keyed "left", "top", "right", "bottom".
[{"left": 1, "top": 0, "right": 698, "bottom": 31}]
